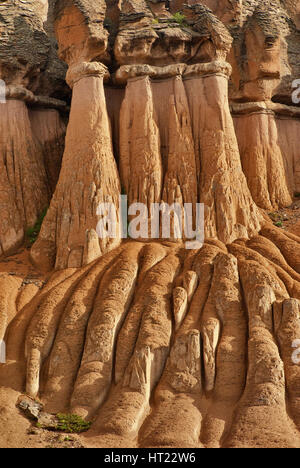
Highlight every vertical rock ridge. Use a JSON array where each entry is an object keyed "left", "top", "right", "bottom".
[
  {"left": 234, "top": 111, "right": 292, "bottom": 209},
  {"left": 119, "top": 75, "right": 163, "bottom": 209},
  {"left": 0, "top": 97, "right": 51, "bottom": 256},
  {"left": 31, "top": 63, "right": 121, "bottom": 271}
]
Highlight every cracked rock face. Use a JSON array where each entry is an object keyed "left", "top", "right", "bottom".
[
  {"left": 0, "top": 0, "right": 300, "bottom": 449},
  {"left": 0, "top": 0, "right": 67, "bottom": 96}
]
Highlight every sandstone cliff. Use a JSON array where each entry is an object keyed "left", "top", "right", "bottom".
[{"left": 0, "top": 0, "right": 300, "bottom": 449}]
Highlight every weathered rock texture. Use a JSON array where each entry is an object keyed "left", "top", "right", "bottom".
[
  {"left": 2, "top": 232, "right": 300, "bottom": 448},
  {"left": 31, "top": 0, "right": 122, "bottom": 271},
  {"left": 0, "top": 90, "right": 66, "bottom": 256},
  {"left": 276, "top": 117, "right": 300, "bottom": 195},
  {"left": 1, "top": 0, "right": 300, "bottom": 450},
  {"left": 233, "top": 107, "right": 292, "bottom": 210},
  {"left": 31, "top": 62, "right": 121, "bottom": 271},
  {"left": 0, "top": 0, "right": 67, "bottom": 97},
  {"left": 29, "top": 108, "right": 66, "bottom": 192},
  {"left": 0, "top": 1, "right": 67, "bottom": 255}
]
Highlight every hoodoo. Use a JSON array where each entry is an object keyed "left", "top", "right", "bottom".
[{"left": 0, "top": 0, "right": 300, "bottom": 449}]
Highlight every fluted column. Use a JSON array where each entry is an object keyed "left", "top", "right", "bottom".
[
  {"left": 233, "top": 103, "right": 292, "bottom": 210},
  {"left": 184, "top": 61, "right": 263, "bottom": 244},
  {"left": 119, "top": 75, "right": 162, "bottom": 210},
  {"left": 0, "top": 86, "right": 51, "bottom": 256},
  {"left": 31, "top": 62, "right": 121, "bottom": 271}
]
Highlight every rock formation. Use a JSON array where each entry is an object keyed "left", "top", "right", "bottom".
[
  {"left": 0, "top": 0, "right": 300, "bottom": 449},
  {"left": 0, "top": 1, "right": 67, "bottom": 256},
  {"left": 30, "top": 0, "right": 122, "bottom": 271}
]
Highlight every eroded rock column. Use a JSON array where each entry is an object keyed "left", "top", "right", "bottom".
[
  {"left": 0, "top": 87, "right": 51, "bottom": 255},
  {"left": 276, "top": 115, "right": 300, "bottom": 196},
  {"left": 119, "top": 69, "right": 198, "bottom": 240},
  {"left": 31, "top": 62, "right": 121, "bottom": 271},
  {"left": 29, "top": 108, "right": 66, "bottom": 192},
  {"left": 162, "top": 75, "right": 198, "bottom": 208},
  {"left": 119, "top": 75, "right": 163, "bottom": 209},
  {"left": 184, "top": 62, "right": 262, "bottom": 244},
  {"left": 233, "top": 104, "right": 292, "bottom": 210}
]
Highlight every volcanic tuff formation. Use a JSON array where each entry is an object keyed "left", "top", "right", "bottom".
[{"left": 0, "top": 0, "right": 300, "bottom": 448}]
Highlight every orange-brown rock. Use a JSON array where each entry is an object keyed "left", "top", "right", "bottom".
[
  {"left": 0, "top": 96, "right": 51, "bottom": 256},
  {"left": 119, "top": 75, "right": 162, "bottom": 208},
  {"left": 1, "top": 228, "right": 300, "bottom": 447},
  {"left": 54, "top": 0, "right": 109, "bottom": 65},
  {"left": 276, "top": 117, "right": 300, "bottom": 195},
  {"left": 31, "top": 62, "right": 121, "bottom": 271},
  {"left": 1, "top": 0, "right": 300, "bottom": 451},
  {"left": 184, "top": 63, "right": 262, "bottom": 243},
  {"left": 29, "top": 108, "right": 66, "bottom": 192},
  {"left": 233, "top": 106, "right": 292, "bottom": 210},
  {"left": 115, "top": 1, "right": 232, "bottom": 66}
]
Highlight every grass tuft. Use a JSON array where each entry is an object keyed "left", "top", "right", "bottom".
[
  {"left": 168, "top": 12, "right": 187, "bottom": 26},
  {"left": 25, "top": 208, "right": 48, "bottom": 246},
  {"left": 54, "top": 413, "right": 92, "bottom": 434}
]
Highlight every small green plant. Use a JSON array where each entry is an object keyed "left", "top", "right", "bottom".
[
  {"left": 54, "top": 413, "right": 92, "bottom": 434},
  {"left": 152, "top": 18, "right": 159, "bottom": 24},
  {"left": 168, "top": 12, "right": 187, "bottom": 26},
  {"left": 268, "top": 211, "right": 287, "bottom": 228},
  {"left": 25, "top": 208, "right": 48, "bottom": 246},
  {"left": 295, "top": 192, "right": 300, "bottom": 198}
]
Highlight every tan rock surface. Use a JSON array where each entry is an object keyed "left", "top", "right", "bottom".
[
  {"left": 0, "top": 98, "right": 50, "bottom": 256},
  {"left": 184, "top": 68, "right": 262, "bottom": 243},
  {"left": 29, "top": 109, "right": 66, "bottom": 192},
  {"left": 234, "top": 110, "right": 292, "bottom": 209},
  {"left": 276, "top": 118, "right": 300, "bottom": 195},
  {"left": 119, "top": 75, "right": 162, "bottom": 208},
  {"left": 2, "top": 228, "right": 300, "bottom": 447},
  {"left": 31, "top": 63, "right": 121, "bottom": 271},
  {"left": 1, "top": 0, "right": 300, "bottom": 450}
]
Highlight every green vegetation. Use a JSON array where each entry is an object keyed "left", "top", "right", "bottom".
[
  {"left": 168, "top": 12, "right": 187, "bottom": 26},
  {"left": 54, "top": 413, "right": 92, "bottom": 434},
  {"left": 274, "top": 221, "right": 283, "bottom": 228},
  {"left": 268, "top": 211, "right": 287, "bottom": 228},
  {"left": 295, "top": 192, "right": 300, "bottom": 198},
  {"left": 25, "top": 208, "right": 48, "bottom": 246}
]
